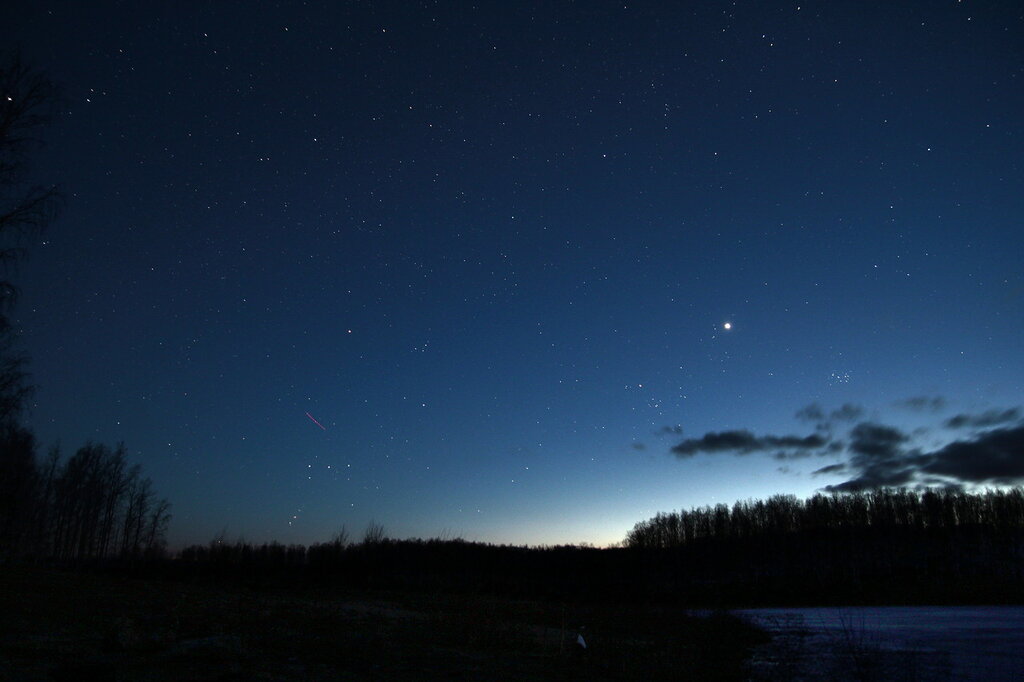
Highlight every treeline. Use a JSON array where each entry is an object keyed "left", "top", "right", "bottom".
[
  {"left": 625, "top": 488, "right": 1024, "bottom": 549},
  {"left": 620, "top": 488, "right": 1024, "bottom": 605},
  {"left": 174, "top": 527, "right": 635, "bottom": 603},
  {"left": 167, "top": 489, "right": 1024, "bottom": 607},
  {"left": 0, "top": 431, "right": 171, "bottom": 561}
]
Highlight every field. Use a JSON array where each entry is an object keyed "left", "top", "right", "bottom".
[{"left": 0, "top": 564, "right": 767, "bottom": 681}]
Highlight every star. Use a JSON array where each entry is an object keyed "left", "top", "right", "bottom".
[{"left": 723, "top": 322, "right": 732, "bottom": 330}]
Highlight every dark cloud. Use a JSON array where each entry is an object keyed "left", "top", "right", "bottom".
[
  {"left": 822, "top": 423, "right": 1024, "bottom": 492},
  {"left": 631, "top": 442, "right": 647, "bottom": 451},
  {"left": 671, "top": 430, "right": 827, "bottom": 457},
  {"left": 666, "top": 403, "right": 1024, "bottom": 493},
  {"left": 824, "top": 467, "right": 919, "bottom": 492},
  {"left": 795, "top": 404, "right": 825, "bottom": 423},
  {"left": 819, "top": 422, "right": 918, "bottom": 492},
  {"left": 897, "top": 396, "right": 946, "bottom": 412},
  {"left": 830, "top": 403, "right": 864, "bottom": 422},
  {"left": 657, "top": 425, "right": 683, "bottom": 436},
  {"left": 774, "top": 442, "right": 843, "bottom": 460},
  {"left": 812, "top": 463, "right": 847, "bottom": 476},
  {"left": 795, "top": 402, "right": 863, "bottom": 431},
  {"left": 923, "top": 426, "right": 1024, "bottom": 484},
  {"left": 944, "top": 408, "right": 1021, "bottom": 430},
  {"left": 848, "top": 423, "right": 908, "bottom": 458}
]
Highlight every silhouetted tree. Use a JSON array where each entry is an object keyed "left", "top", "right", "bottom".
[
  {"left": 0, "top": 52, "right": 60, "bottom": 560},
  {"left": 0, "top": 437, "right": 171, "bottom": 560},
  {"left": 362, "top": 520, "right": 387, "bottom": 545},
  {"left": 0, "top": 423, "right": 37, "bottom": 556},
  {"left": 625, "top": 487, "right": 1024, "bottom": 550},
  {"left": 0, "top": 56, "right": 174, "bottom": 562},
  {"left": 143, "top": 497, "right": 172, "bottom": 557},
  {"left": 0, "top": 52, "right": 61, "bottom": 298},
  {"left": 0, "top": 51, "right": 61, "bottom": 409},
  {"left": 121, "top": 468, "right": 152, "bottom": 557}
]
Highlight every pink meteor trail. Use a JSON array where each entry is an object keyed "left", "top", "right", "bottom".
[{"left": 305, "top": 412, "right": 326, "bottom": 430}]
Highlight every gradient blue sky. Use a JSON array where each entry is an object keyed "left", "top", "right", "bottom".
[{"left": 4, "top": 1, "right": 1022, "bottom": 548}]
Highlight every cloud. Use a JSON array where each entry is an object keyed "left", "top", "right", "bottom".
[
  {"left": 795, "top": 402, "right": 863, "bottom": 431},
  {"left": 896, "top": 396, "right": 946, "bottom": 412},
  {"left": 812, "top": 463, "right": 847, "bottom": 476},
  {"left": 824, "top": 470, "right": 918, "bottom": 492},
  {"left": 820, "top": 422, "right": 918, "bottom": 492},
  {"left": 944, "top": 408, "right": 1021, "bottom": 430},
  {"left": 631, "top": 442, "right": 647, "bottom": 451},
  {"left": 823, "top": 423, "right": 1024, "bottom": 492},
  {"left": 656, "top": 425, "right": 683, "bottom": 436},
  {"left": 823, "top": 464, "right": 919, "bottom": 492},
  {"left": 795, "top": 404, "right": 825, "bottom": 424},
  {"left": 923, "top": 426, "right": 1024, "bottom": 484},
  {"left": 830, "top": 403, "right": 864, "bottom": 422},
  {"left": 664, "top": 400, "right": 1024, "bottom": 493},
  {"left": 671, "top": 430, "right": 827, "bottom": 457},
  {"left": 848, "top": 422, "right": 908, "bottom": 458}
]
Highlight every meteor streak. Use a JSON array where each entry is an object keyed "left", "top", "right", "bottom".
[{"left": 305, "top": 412, "right": 326, "bottom": 430}]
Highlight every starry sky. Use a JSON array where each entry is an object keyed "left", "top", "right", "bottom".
[{"left": 4, "top": 1, "right": 1022, "bottom": 549}]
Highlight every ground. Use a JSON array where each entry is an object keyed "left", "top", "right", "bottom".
[{"left": 0, "top": 564, "right": 766, "bottom": 681}]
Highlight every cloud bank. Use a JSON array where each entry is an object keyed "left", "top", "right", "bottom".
[
  {"left": 896, "top": 396, "right": 947, "bottom": 412},
  {"left": 671, "top": 430, "right": 827, "bottom": 456},
  {"left": 665, "top": 401, "right": 1024, "bottom": 492},
  {"left": 944, "top": 408, "right": 1021, "bottom": 430}
]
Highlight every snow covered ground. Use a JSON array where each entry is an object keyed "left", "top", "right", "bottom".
[{"left": 738, "top": 606, "right": 1024, "bottom": 681}]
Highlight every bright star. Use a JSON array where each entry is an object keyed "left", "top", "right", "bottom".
[{"left": 723, "top": 322, "right": 732, "bottom": 330}]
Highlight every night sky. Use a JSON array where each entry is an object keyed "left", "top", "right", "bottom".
[{"left": 4, "top": 1, "right": 1022, "bottom": 549}]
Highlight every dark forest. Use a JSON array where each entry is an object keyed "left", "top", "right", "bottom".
[{"left": 158, "top": 487, "right": 1024, "bottom": 608}]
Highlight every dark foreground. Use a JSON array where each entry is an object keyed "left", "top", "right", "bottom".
[{"left": 0, "top": 565, "right": 767, "bottom": 681}]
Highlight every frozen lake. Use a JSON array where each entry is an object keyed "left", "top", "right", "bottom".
[{"left": 737, "top": 606, "right": 1024, "bottom": 681}]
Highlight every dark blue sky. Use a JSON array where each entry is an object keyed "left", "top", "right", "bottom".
[{"left": 4, "top": 1, "right": 1022, "bottom": 548}]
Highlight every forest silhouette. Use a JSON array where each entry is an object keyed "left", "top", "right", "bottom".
[{"left": 158, "top": 487, "right": 1024, "bottom": 608}]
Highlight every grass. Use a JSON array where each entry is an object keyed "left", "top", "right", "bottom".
[{"left": 0, "top": 564, "right": 768, "bottom": 681}]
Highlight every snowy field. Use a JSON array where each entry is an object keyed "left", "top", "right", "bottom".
[{"left": 738, "top": 606, "right": 1024, "bottom": 681}]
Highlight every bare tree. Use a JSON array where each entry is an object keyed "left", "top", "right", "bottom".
[
  {"left": 0, "top": 51, "right": 61, "bottom": 437},
  {"left": 96, "top": 444, "right": 128, "bottom": 556},
  {"left": 144, "top": 497, "right": 172, "bottom": 557},
  {"left": 362, "top": 521, "right": 387, "bottom": 545},
  {"left": 331, "top": 525, "right": 349, "bottom": 547},
  {"left": 0, "top": 51, "right": 58, "bottom": 555},
  {"left": 0, "top": 52, "right": 62, "bottom": 301},
  {"left": 0, "top": 423, "right": 37, "bottom": 557},
  {"left": 120, "top": 469, "right": 152, "bottom": 557}
]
